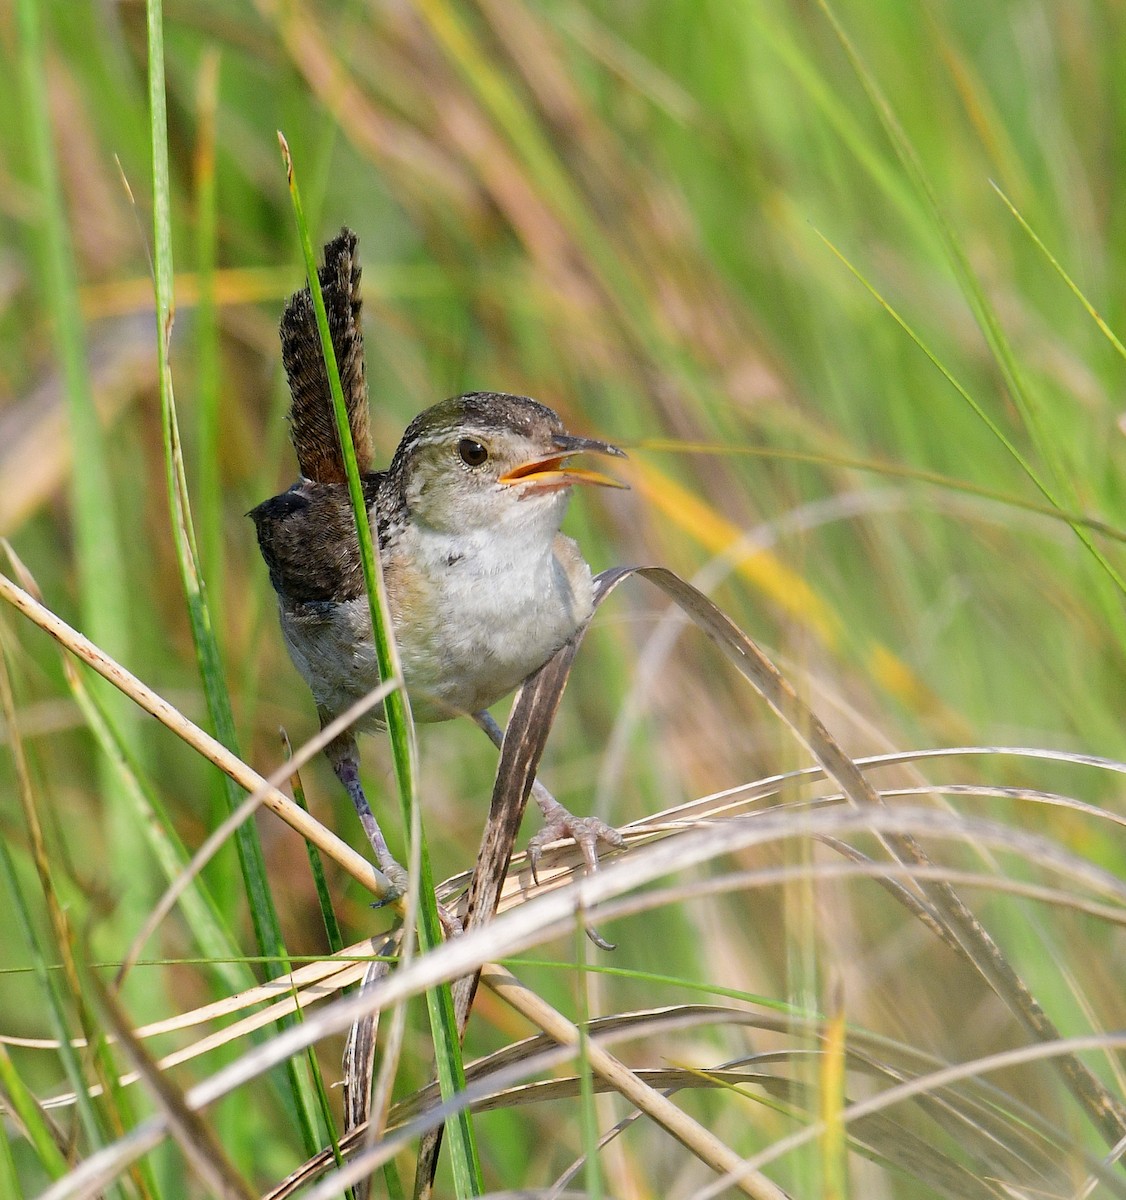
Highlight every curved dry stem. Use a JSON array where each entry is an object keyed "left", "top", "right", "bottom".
[{"left": 0, "top": 570, "right": 386, "bottom": 894}]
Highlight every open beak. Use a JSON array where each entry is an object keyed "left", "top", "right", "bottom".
[{"left": 498, "top": 434, "right": 628, "bottom": 492}]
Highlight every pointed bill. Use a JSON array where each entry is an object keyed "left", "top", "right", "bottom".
[{"left": 499, "top": 437, "right": 628, "bottom": 492}]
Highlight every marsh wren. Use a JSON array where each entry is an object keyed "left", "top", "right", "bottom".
[{"left": 250, "top": 230, "right": 625, "bottom": 897}]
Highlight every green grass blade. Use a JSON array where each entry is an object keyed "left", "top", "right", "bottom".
[
  {"left": 146, "top": 0, "right": 324, "bottom": 1160},
  {"left": 194, "top": 48, "right": 224, "bottom": 630},
  {"left": 0, "top": 836, "right": 112, "bottom": 1185},
  {"left": 145, "top": 0, "right": 284, "bottom": 971},
  {"left": 814, "top": 0, "right": 1126, "bottom": 609},
  {"left": 414, "top": 0, "right": 691, "bottom": 393},
  {"left": 278, "top": 134, "right": 417, "bottom": 901},
  {"left": 288, "top": 738, "right": 346, "bottom": 957},
  {"left": 281, "top": 134, "right": 482, "bottom": 1196},
  {"left": 67, "top": 662, "right": 254, "bottom": 996},
  {"left": 0, "top": 634, "right": 122, "bottom": 1178},
  {"left": 15, "top": 0, "right": 144, "bottom": 960},
  {"left": 814, "top": 0, "right": 1053, "bottom": 463},
  {"left": 14, "top": 0, "right": 132, "bottom": 696},
  {"left": 0, "top": 1024, "right": 70, "bottom": 1183},
  {"left": 813, "top": 225, "right": 1126, "bottom": 604},
  {"left": 991, "top": 181, "right": 1126, "bottom": 363}
]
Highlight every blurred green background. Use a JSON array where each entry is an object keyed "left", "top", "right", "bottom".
[{"left": 2, "top": 0, "right": 1124, "bottom": 1194}]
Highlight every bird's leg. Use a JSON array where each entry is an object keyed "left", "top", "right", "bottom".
[
  {"left": 473, "top": 711, "right": 624, "bottom": 883},
  {"left": 323, "top": 729, "right": 410, "bottom": 904}
]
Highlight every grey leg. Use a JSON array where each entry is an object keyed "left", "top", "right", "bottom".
[{"left": 324, "top": 730, "right": 409, "bottom": 903}]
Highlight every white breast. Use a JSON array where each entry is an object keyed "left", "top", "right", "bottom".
[
  {"left": 280, "top": 497, "right": 595, "bottom": 726},
  {"left": 391, "top": 515, "right": 594, "bottom": 721}
]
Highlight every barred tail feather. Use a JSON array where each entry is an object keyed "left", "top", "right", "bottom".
[{"left": 280, "top": 227, "right": 373, "bottom": 483}]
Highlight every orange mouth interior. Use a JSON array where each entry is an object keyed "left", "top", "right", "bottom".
[{"left": 499, "top": 455, "right": 626, "bottom": 489}]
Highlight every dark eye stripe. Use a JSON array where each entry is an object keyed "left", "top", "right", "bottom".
[{"left": 458, "top": 438, "right": 489, "bottom": 467}]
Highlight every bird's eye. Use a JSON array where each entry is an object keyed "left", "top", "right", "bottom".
[{"left": 458, "top": 438, "right": 489, "bottom": 467}]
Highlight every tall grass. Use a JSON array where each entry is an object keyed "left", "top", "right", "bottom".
[{"left": 1, "top": 1, "right": 1124, "bottom": 1197}]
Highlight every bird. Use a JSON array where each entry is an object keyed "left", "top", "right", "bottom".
[{"left": 250, "top": 228, "right": 626, "bottom": 898}]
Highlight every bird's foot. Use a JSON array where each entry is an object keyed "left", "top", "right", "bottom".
[
  {"left": 528, "top": 795, "right": 625, "bottom": 884},
  {"left": 372, "top": 864, "right": 462, "bottom": 939},
  {"left": 371, "top": 857, "right": 410, "bottom": 907}
]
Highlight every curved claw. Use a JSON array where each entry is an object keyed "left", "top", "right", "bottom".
[
  {"left": 527, "top": 812, "right": 623, "bottom": 951},
  {"left": 583, "top": 923, "right": 618, "bottom": 952},
  {"left": 527, "top": 814, "right": 624, "bottom": 883}
]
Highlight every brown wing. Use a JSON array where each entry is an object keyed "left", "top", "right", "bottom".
[
  {"left": 248, "top": 471, "right": 398, "bottom": 605},
  {"left": 249, "top": 480, "right": 367, "bottom": 604},
  {"left": 280, "top": 228, "right": 374, "bottom": 483}
]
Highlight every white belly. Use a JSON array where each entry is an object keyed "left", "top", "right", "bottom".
[
  {"left": 280, "top": 527, "right": 593, "bottom": 725},
  {"left": 392, "top": 526, "right": 594, "bottom": 721}
]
